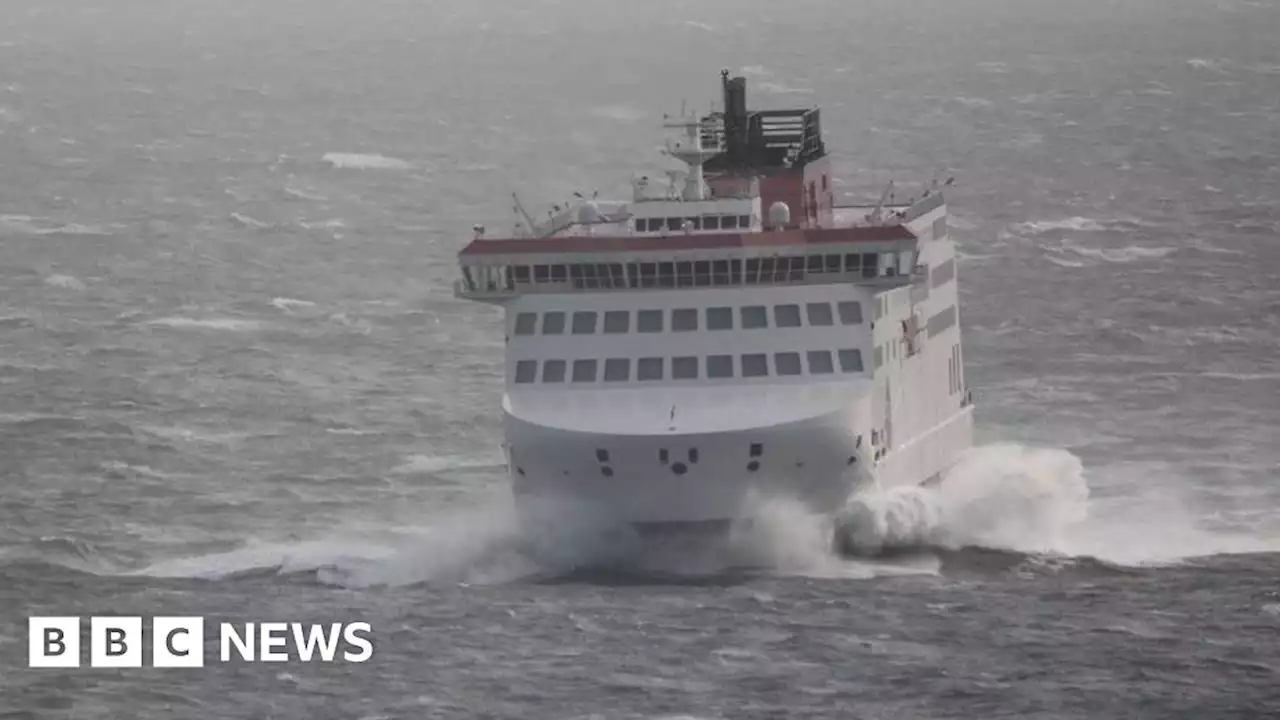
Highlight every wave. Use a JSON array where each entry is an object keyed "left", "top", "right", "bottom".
[
  {"left": 1012, "top": 216, "right": 1106, "bottom": 234},
  {"left": 1059, "top": 243, "right": 1177, "bottom": 264},
  {"left": 270, "top": 297, "right": 318, "bottom": 312},
  {"left": 0, "top": 214, "right": 113, "bottom": 236},
  {"left": 392, "top": 453, "right": 504, "bottom": 475},
  {"left": 44, "top": 274, "right": 87, "bottom": 290},
  {"left": 229, "top": 212, "right": 280, "bottom": 230},
  {"left": 147, "top": 316, "right": 263, "bottom": 332},
  {"left": 682, "top": 20, "right": 715, "bottom": 32},
  {"left": 322, "top": 152, "right": 412, "bottom": 170}
]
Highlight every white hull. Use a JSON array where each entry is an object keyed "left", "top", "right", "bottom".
[{"left": 505, "top": 398, "right": 974, "bottom": 524}]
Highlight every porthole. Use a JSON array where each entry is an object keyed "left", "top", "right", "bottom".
[
  {"left": 659, "top": 448, "right": 669, "bottom": 465},
  {"left": 749, "top": 443, "right": 763, "bottom": 458},
  {"left": 671, "top": 462, "right": 688, "bottom": 475},
  {"left": 747, "top": 461, "right": 760, "bottom": 472},
  {"left": 596, "top": 449, "right": 610, "bottom": 463},
  {"left": 847, "top": 456, "right": 857, "bottom": 465},
  {"left": 602, "top": 466, "right": 614, "bottom": 477}
]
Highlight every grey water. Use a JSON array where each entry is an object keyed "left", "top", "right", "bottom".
[{"left": 2, "top": 0, "right": 1279, "bottom": 717}]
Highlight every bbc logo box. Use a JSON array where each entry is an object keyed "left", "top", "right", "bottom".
[
  {"left": 29, "top": 617, "right": 372, "bottom": 667},
  {"left": 29, "top": 616, "right": 205, "bottom": 668}
]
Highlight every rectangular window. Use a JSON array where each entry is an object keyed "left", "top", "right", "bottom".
[
  {"left": 774, "top": 352, "right": 802, "bottom": 376},
  {"left": 722, "top": 214, "right": 739, "bottom": 229},
  {"left": 707, "top": 306, "right": 733, "bottom": 330},
  {"left": 750, "top": 442, "right": 763, "bottom": 458},
  {"left": 874, "top": 346, "right": 884, "bottom": 369},
  {"left": 928, "top": 306, "right": 957, "bottom": 337},
  {"left": 741, "top": 305, "right": 768, "bottom": 329},
  {"left": 838, "top": 349, "right": 864, "bottom": 373},
  {"left": 806, "top": 303, "right": 834, "bottom": 326},
  {"left": 637, "top": 309, "right": 663, "bottom": 333},
  {"left": 675, "top": 261, "right": 694, "bottom": 287},
  {"left": 930, "top": 258, "right": 956, "bottom": 288},
  {"left": 707, "top": 354, "right": 734, "bottom": 378},
  {"left": 807, "top": 350, "right": 834, "bottom": 374},
  {"left": 637, "top": 357, "right": 663, "bottom": 381},
  {"left": 672, "top": 308, "right": 698, "bottom": 332},
  {"left": 741, "top": 353, "right": 768, "bottom": 377},
  {"left": 666, "top": 217, "right": 682, "bottom": 231},
  {"left": 774, "top": 304, "right": 801, "bottom": 327},
  {"left": 672, "top": 356, "right": 698, "bottom": 379},
  {"left": 604, "top": 358, "right": 630, "bottom": 382},
  {"left": 693, "top": 261, "right": 712, "bottom": 287},
  {"left": 635, "top": 218, "right": 649, "bottom": 232},
  {"left": 514, "top": 360, "right": 537, "bottom": 384},
  {"left": 933, "top": 216, "right": 947, "bottom": 240},
  {"left": 837, "top": 301, "right": 863, "bottom": 325},
  {"left": 825, "top": 255, "right": 842, "bottom": 273},
  {"left": 572, "top": 311, "right": 597, "bottom": 334},
  {"left": 572, "top": 359, "right": 597, "bottom": 383},
  {"left": 542, "top": 359, "right": 567, "bottom": 383},
  {"left": 542, "top": 311, "right": 565, "bottom": 335},
  {"left": 703, "top": 215, "right": 720, "bottom": 230},
  {"left": 514, "top": 312, "right": 537, "bottom": 336},
  {"left": 603, "top": 310, "right": 629, "bottom": 334},
  {"left": 739, "top": 214, "right": 750, "bottom": 228},
  {"left": 712, "top": 260, "right": 731, "bottom": 286}
]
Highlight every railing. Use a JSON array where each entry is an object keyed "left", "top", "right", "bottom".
[{"left": 455, "top": 267, "right": 916, "bottom": 301}]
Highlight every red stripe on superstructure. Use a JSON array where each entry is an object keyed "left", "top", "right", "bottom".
[{"left": 458, "top": 225, "right": 915, "bottom": 257}]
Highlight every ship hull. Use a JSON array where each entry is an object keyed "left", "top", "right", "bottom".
[{"left": 504, "top": 404, "right": 973, "bottom": 525}]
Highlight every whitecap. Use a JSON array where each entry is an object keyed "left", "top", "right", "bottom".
[
  {"left": 682, "top": 20, "right": 714, "bottom": 31},
  {"left": 148, "top": 317, "right": 263, "bottom": 332},
  {"left": 322, "top": 152, "right": 412, "bottom": 170},
  {"left": 229, "top": 212, "right": 271, "bottom": 229},
  {"left": 270, "top": 297, "right": 317, "bottom": 312},
  {"left": 1012, "top": 216, "right": 1105, "bottom": 234},
  {"left": 1063, "top": 244, "right": 1176, "bottom": 263},
  {"left": 1044, "top": 255, "right": 1087, "bottom": 268},
  {"left": 393, "top": 453, "right": 503, "bottom": 474},
  {"left": 44, "top": 274, "right": 87, "bottom": 290}
]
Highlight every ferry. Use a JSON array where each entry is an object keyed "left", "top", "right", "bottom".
[{"left": 455, "top": 70, "right": 973, "bottom": 531}]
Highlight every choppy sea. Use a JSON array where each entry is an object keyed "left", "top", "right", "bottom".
[{"left": 2, "top": 0, "right": 1278, "bottom": 717}]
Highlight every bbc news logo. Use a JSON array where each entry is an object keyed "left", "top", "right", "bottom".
[{"left": 29, "top": 617, "right": 373, "bottom": 668}]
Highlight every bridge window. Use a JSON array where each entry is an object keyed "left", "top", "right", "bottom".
[
  {"left": 572, "top": 311, "right": 597, "bottom": 334},
  {"left": 774, "top": 304, "right": 801, "bottom": 328},
  {"left": 722, "top": 215, "right": 740, "bottom": 230},
  {"left": 712, "top": 260, "right": 732, "bottom": 285},
  {"left": 542, "top": 312, "right": 566, "bottom": 335},
  {"left": 637, "top": 357, "right": 664, "bottom": 381},
  {"left": 514, "top": 313, "right": 537, "bottom": 336},
  {"left": 739, "top": 214, "right": 750, "bottom": 227},
  {"left": 694, "top": 261, "right": 712, "bottom": 286},
  {"left": 676, "top": 261, "right": 694, "bottom": 287},
  {"left": 930, "top": 258, "right": 956, "bottom": 288},
  {"left": 514, "top": 360, "right": 537, "bottom": 384},
  {"left": 665, "top": 217, "right": 682, "bottom": 232},
  {"left": 635, "top": 218, "right": 649, "bottom": 232},
  {"left": 837, "top": 301, "right": 863, "bottom": 325},
  {"left": 542, "top": 359, "right": 567, "bottom": 383},
  {"left": 806, "top": 302, "right": 834, "bottom": 326},
  {"left": 604, "top": 358, "right": 630, "bottom": 382},
  {"left": 603, "top": 311, "right": 630, "bottom": 334},
  {"left": 637, "top": 309, "right": 663, "bottom": 333},
  {"left": 741, "top": 354, "right": 768, "bottom": 377},
  {"left": 657, "top": 262, "right": 675, "bottom": 288},
  {"left": 929, "top": 306, "right": 957, "bottom": 337},
  {"left": 703, "top": 215, "right": 720, "bottom": 230},
  {"left": 775, "top": 352, "right": 802, "bottom": 376},
  {"left": 707, "top": 355, "right": 733, "bottom": 379},
  {"left": 838, "top": 349, "right": 864, "bottom": 372},
  {"left": 672, "top": 308, "right": 698, "bottom": 332},
  {"left": 741, "top": 306, "right": 768, "bottom": 329},
  {"left": 572, "top": 359, "right": 597, "bottom": 382},
  {"left": 807, "top": 350, "right": 834, "bottom": 374},
  {"left": 672, "top": 356, "right": 699, "bottom": 379},
  {"left": 844, "top": 254, "right": 862, "bottom": 273},
  {"left": 707, "top": 307, "right": 733, "bottom": 330},
  {"left": 638, "top": 263, "right": 657, "bottom": 288}
]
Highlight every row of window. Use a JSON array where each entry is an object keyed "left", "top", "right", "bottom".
[
  {"left": 634, "top": 214, "right": 752, "bottom": 233},
  {"left": 494, "top": 252, "right": 904, "bottom": 291},
  {"left": 513, "top": 301, "right": 863, "bottom": 336},
  {"left": 513, "top": 349, "right": 865, "bottom": 384}
]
